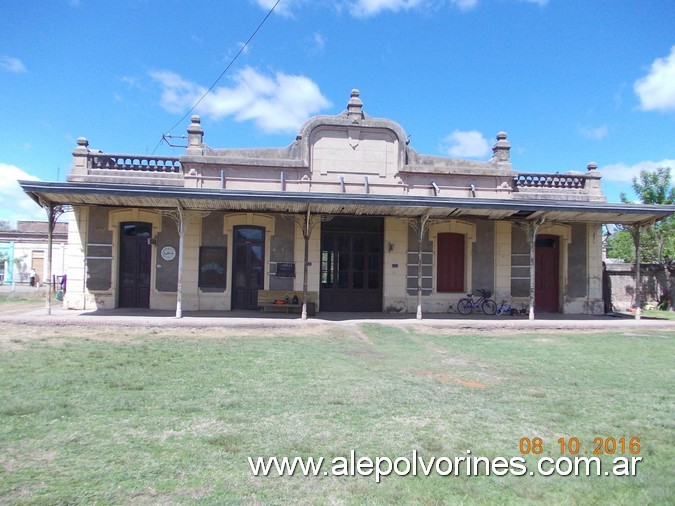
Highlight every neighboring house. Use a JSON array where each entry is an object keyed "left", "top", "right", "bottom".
[
  {"left": 0, "top": 221, "right": 68, "bottom": 286},
  {"left": 19, "top": 90, "right": 675, "bottom": 316}
]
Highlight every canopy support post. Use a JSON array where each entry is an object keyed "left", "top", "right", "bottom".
[
  {"left": 176, "top": 202, "right": 186, "bottom": 319},
  {"left": 409, "top": 211, "right": 431, "bottom": 320},
  {"left": 39, "top": 200, "right": 66, "bottom": 315},
  {"left": 302, "top": 208, "right": 310, "bottom": 320},
  {"left": 159, "top": 204, "right": 210, "bottom": 319},
  {"left": 630, "top": 224, "right": 643, "bottom": 320},
  {"left": 513, "top": 217, "right": 546, "bottom": 321}
]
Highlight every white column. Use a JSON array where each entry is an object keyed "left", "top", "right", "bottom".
[{"left": 175, "top": 204, "right": 186, "bottom": 319}]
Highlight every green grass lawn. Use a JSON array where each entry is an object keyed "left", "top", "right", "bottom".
[
  {"left": 0, "top": 292, "right": 45, "bottom": 304},
  {"left": 0, "top": 323, "right": 673, "bottom": 505},
  {"left": 643, "top": 309, "right": 675, "bottom": 321}
]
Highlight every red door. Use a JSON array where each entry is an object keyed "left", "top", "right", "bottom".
[
  {"left": 437, "top": 232, "right": 465, "bottom": 292},
  {"left": 535, "top": 235, "right": 559, "bottom": 312}
]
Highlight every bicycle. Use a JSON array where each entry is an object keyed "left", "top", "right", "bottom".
[
  {"left": 457, "top": 289, "right": 497, "bottom": 315},
  {"left": 495, "top": 300, "right": 518, "bottom": 317}
]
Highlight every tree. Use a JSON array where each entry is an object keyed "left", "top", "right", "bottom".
[
  {"left": 605, "top": 229, "right": 634, "bottom": 262},
  {"left": 607, "top": 167, "right": 674, "bottom": 309},
  {"left": 621, "top": 166, "right": 675, "bottom": 261}
]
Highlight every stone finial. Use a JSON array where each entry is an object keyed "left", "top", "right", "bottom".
[
  {"left": 73, "top": 137, "right": 89, "bottom": 156},
  {"left": 347, "top": 89, "right": 364, "bottom": 123},
  {"left": 585, "top": 161, "right": 604, "bottom": 199},
  {"left": 73, "top": 137, "right": 89, "bottom": 152},
  {"left": 492, "top": 131, "right": 510, "bottom": 162},
  {"left": 187, "top": 115, "right": 204, "bottom": 154},
  {"left": 71, "top": 137, "right": 90, "bottom": 177}
]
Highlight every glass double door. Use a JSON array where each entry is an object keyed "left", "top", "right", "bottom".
[
  {"left": 232, "top": 226, "right": 265, "bottom": 310},
  {"left": 320, "top": 217, "right": 383, "bottom": 312}
]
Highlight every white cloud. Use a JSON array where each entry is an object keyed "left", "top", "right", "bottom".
[
  {"left": 451, "top": 0, "right": 478, "bottom": 11},
  {"left": 254, "top": 0, "right": 304, "bottom": 16},
  {"left": 0, "top": 56, "right": 27, "bottom": 73},
  {"left": 121, "top": 76, "right": 140, "bottom": 88},
  {"left": 347, "top": 0, "right": 425, "bottom": 17},
  {"left": 440, "top": 130, "right": 491, "bottom": 158},
  {"left": 150, "top": 67, "right": 331, "bottom": 134},
  {"left": 600, "top": 159, "right": 675, "bottom": 182},
  {"left": 237, "top": 41, "right": 250, "bottom": 55},
  {"left": 0, "top": 164, "right": 45, "bottom": 226},
  {"left": 256, "top": 0, "right": 547, "bottom": 16},
  {"left": 634, "top": 45, "right": 675, "bottom": 112},
  {"left": 579, "top": 125, "right": 608, "bottom": 140},
  {"left": 313, "top": 32, "right": 325, "bottom": 52},
  {"left": 347, "top": 0, "right": 547, "bottom": 15}
]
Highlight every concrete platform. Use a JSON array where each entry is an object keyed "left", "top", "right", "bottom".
[{"left": 1, "top": 302, "right": 673, "bottom": 331}]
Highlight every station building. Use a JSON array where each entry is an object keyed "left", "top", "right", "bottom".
[{"left": 19, "top": 90, "right": 675, "bottom": 317}]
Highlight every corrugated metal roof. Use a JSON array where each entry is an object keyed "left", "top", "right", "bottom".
[{"left": 19, "top": 180, "right": 675, "bottom": 225}]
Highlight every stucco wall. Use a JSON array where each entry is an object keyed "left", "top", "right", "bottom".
[
  {"left": 606, "top": 262, "right": 672, "bottom": 311},
  {"left": 156, "top": 215, "right": 179, "bottom": 292},
  {"left": 472, "top": 220, "right": 495, "bottom": 295},
  {"left": 510, "top": 226, "right": 529, "bottom": 297},
  {"left": 85, "top": 207, "right": 112, "bottom": 292},
  {"left": 268, "top": 216, "right": 295, "bottom": 291},
  {"left": 567, "top": 223, "right": 587, "bottom": 298}
]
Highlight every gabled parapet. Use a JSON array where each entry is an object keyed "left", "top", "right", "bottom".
[{"left": 65, "top": 90, "right": 606, "bottom": 202}]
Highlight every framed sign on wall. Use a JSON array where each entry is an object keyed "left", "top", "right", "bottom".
[
  {"left": 276, "top": 262, "right": 296, "bottom": 278},
  {"left": 199, "top": 247, "right": 227, "bottom": 288}
]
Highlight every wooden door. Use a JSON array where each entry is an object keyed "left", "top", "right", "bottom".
[
  {"left": 535, "top": 235, "right": 559, "bottom": 312},
  {"left": 118, "top": 222, "right": 152, "bottom": 308},
  {"left": 320, "top": 217, "right": 383, "bottom": 312},
  {"left": 231, "top": 226, "right": 265, "bottom": 310}
]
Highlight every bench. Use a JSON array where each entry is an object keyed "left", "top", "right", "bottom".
[{"left": 257, "top": 290, "right": 318, "bottom": 314}]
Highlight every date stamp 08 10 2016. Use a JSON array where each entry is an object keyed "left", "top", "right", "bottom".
[{"left": 518, "top": 436, "right": 641, "bottom": 456}]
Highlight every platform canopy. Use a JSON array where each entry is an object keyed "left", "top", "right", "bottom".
[{"left": 20, "top": 181, "right": 675, "bottom": 226}]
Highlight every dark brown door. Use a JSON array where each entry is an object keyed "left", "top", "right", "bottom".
[
  {"left": 232, "top": 226, "right": 265, "bottom": 310},
  {"left": 320, "top": 217, "right": 383, "bottom": 312},
  {"left": 118, "top": 222, "right": 152, "bottom": 308},
  {"left": 437, "top": 233, "right": 465, "bottom": 292},
  {"left": 535, "top": 235, "right": 559, "bottom": 312}
]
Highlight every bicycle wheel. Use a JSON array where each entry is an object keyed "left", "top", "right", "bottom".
[
  {"left": 495, "top": 307, "right": 503, "bottom": 316},
  {"left": 481, "top": 299, "right": 497, "bottom": 315},
  {"left": 457, "top": 298, "right": 473, "bottom": 315}
]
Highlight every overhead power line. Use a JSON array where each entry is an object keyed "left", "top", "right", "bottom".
[{"left": 152, "top": 0, "right": 282, "bottom": 153}]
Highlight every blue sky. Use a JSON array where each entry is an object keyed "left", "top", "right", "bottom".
[{"left": 1, "top": 0, "right": 674, "bottom": 224}]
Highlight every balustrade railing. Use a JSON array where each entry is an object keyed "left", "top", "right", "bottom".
[
  {"left": 89, "top": 154, "right": 181, "bottom": 173},
  {"left": 513, "top": 174, "right": 586, "bottom": 190}
]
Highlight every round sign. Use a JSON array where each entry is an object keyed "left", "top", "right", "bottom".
[{"left": 161, "top": 246, "right": 176, "bottom": 261}]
